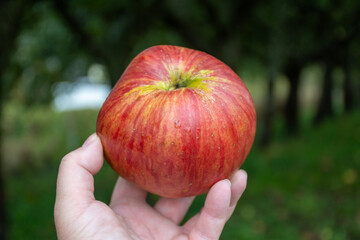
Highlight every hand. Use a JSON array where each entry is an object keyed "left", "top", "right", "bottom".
[{"left": 54, "top": 133, "right": 247, "bottom": 240}]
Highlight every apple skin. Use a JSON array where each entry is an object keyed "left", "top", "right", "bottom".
[{"left": 96, "top": 45, "right": 256, "bottom": 198}]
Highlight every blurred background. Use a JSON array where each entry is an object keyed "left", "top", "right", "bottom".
[{"left": 0, "top": 0, "right": 359, "bottom": 239}]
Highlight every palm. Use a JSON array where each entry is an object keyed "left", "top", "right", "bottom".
[
  {"left": 109, "top": 196, "right": 187, "bottom": 239},
  {"left": 82, "top": 193, "right": 189, "bottom": 239},
  {"left": 92, "top": 195, "right": 187, "bottom": 239}
]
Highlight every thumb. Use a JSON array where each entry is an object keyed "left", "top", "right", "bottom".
[{"left": 55, "top": 133, "right": 104, "bottom": 214}]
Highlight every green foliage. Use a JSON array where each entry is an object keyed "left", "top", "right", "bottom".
[
  {"left": 2, "top": 102, "right": 359, "bottom": 239},
  {"left": 2, "top": 103, "right": 99, "bottom": 239},
  {"left": 3, "top": 1, "right": 84, "bottom": 104}
]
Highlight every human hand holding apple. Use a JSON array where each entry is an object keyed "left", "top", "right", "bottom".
[
  {"left": 55, "top": 134, "right": 248, "bottom": 239},
  {"left": 97, "top": 45, "right": 256, "bottom": 198},
  {"left": 55, "top": 46, "right": 254, "bottom": 239}
]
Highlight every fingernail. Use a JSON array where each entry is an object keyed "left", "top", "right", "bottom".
[
  {"left": 224, "top": 178, "right": 231, "bottom": 186},
  {"left": 82, "top": 133, "right": 97, "bottom": 148},
  {"left": 239, "top": 169, "right": 248, "bottom": 178}
]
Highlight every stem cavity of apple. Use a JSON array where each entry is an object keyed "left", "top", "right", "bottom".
[
  {"left": 125, "top": 69, "right": 215, "bottom": 97},
  {"left": 166, "top": 68, "right": 214, "bottom": 91}
]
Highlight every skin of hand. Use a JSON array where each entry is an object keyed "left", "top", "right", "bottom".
[{"left": 54, "top": 133, "right": 248, "bottom": 240}]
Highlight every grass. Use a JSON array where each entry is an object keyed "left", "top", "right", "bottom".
[
  {"left": 220, "top": 111, "right": 360, "bottom": 240},
  {"left": 2, "top": 102, "right": 359, "bottom": 239}
]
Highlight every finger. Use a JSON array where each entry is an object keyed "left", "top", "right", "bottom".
[
  {"left": 154, "top": 196, "right": 195, "bottom": 224},
  {"left": 188, "top": 179, "right": 231, "bottom": 240},
  {"left": 181, "top": 213, "right": 200, "bottom": 233},
  {"left": 109, "top": 177, "right": 147, "bottom": 208},
  {"left": 55, "top": 133, "right": 103, "bottom": 210},
  {"left": 227, "top": 169, "right": 247, "bottom": 220},
  {"left": 182, "top": 171, "right": 247, "bottom": 233}
]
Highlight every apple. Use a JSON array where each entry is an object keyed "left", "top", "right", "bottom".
[{"left": 96, "top": 45, "right": 256, "bottom": 198}]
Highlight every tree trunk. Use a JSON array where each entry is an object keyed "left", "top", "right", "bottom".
[
  {"left": 315, "top": 61, "right": 334, "bottom": 123},
  {"left": 0, "top": 102, "right": 6, "bottom": 240},
  {"left": 259, "top": 0, "right": 285, "bottom": 146},
  {"left": 343, "top": 47, "right": 354, "bottom": 112},
  {"left": 260, "top": 66, "right": 276, "bottom": 146},
  {"left": 284, "top": 63, "right": 301, "bottom": 134}
]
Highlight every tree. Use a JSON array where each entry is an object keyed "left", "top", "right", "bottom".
[{"left": 0, "top": 0, "right": 33, "bottom": 238}]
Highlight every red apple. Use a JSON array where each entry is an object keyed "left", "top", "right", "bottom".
[{"left": 96, "top": 45, "right": 256, "bottom": 198}]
